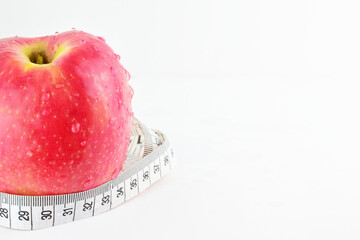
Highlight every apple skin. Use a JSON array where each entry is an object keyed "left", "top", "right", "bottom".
[{"left": 0, "top": 30, "right": 134, "bottom": 195}]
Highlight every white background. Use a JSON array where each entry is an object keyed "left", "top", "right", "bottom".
[{"left": 1, "top": 0, "right": 360, "bottom": 239}]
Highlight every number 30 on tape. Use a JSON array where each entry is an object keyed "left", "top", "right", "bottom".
[{"left": 0, "top": 117, "right": 175, "bottom": 230}]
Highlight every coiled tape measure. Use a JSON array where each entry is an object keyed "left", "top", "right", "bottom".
[{"left": 0, "top": 117, "right": 176, "bottom": 230}]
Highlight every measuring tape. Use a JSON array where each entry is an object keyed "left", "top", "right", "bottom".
[{"left": 0, "top": 117, "right": 175, "bottom": 230}]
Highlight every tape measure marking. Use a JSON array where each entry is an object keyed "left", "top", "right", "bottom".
[{"left": 0, "top": 117, "right": 175, "bottom": 230}]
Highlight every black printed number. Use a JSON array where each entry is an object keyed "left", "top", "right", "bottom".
[
  {"left": 130, "top": 179, "right": 137, "bottom": 190},
  {"left": 18, "top": 210, "right": 29, "bottom": 221},
  {"left": 101, "top": 195, "right": 110, "bottom": 205},
  {"left": 83, "top": 202, "right": 93, "bottom": 211},
  {"left": 41, "top": 210, "right": 52, "bottom": 220},
  {"left": 63, "top": 208, "right": 73, "bottom": 216},
  {"left": 154, "top": 165, "right": 160, "bottom": 174},
  {"left": 164, "top": 155, "right": 169, "bottom": 166},
  {"left": 116, "top": 187, "right": 124, "bottom": 198},
  {"left": 0, "top": 208, "right": 8, "bottom": 219},
  {"left": 143, "top": 171, "right": 149, "bottom": 181}
]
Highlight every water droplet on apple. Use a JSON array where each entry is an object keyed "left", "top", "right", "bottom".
[
  {"left": 80, "top": 39, "right": 86, "bottom": 45},
  {"left": 129, "top": 86, "right": 134, "bottom": 98},
  {"left": 83, "top": 179, "right": 93, "bottom": 188},
  {"left": 42, "top": 108, "right": 51, "bottom": 116},
  {"left": 41, "top": 92, "right": 50, "bottom": 101},
  {"left": 110, "top": 67, "right": 116, "bottom": 76},
  {"left": 73, "top": 93, "right": 80, "bottom": 97},
  {"left": 110, "top": 117, "right": 117, "bottom": 125},
  {"left": 111, "top": 169, "right": 119, "bottom": 179},
  {"left": 54, "top": 43, "right": 60, "bottom": 51},
  {"left": 71, "top": 122, "right": 80, "bottom": 133},
  {"left": 124, "top": 69, "right": 131, "bottom": 81},
  {"left": 55, "top": 84, "right": 64, "bottom": 88},
  {"left": 49, "top": 161, "right": 56, "bottom": 165},
  {"left": 93, "top": 45, "right": 99, "bottom": 51},
  {"left": 80, "top": 141, "right": 87, "bottom": 146},
  {"left": 97, "top": 36, "right": 106, "bottom": 42},
  {"left": 68, "top": 160, "right": 74, "bottom": 165},
  {"left": 95, "top": 98, "right": 99, "bottom": 103},
  {"left": 117, "top": 128, "right": 122, "bottom": 137},
  {"left": 26, "top": 151, "right": 33, "bottom": 158},
  {"left": 113, "top": 54, "right": 121, "bottom": 60}
]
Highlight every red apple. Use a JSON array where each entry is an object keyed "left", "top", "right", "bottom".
[{"left": 0, "top": 30, "right": 134, "bottom": 195}]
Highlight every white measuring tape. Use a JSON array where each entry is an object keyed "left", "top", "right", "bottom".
[{"left": 0, "top": 117, "right": 175, "bottom": 230}]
